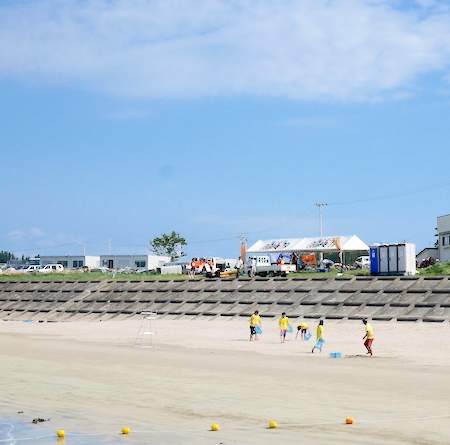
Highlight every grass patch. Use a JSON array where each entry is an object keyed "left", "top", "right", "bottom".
[
  {"left": 1, "top": 263, "right": 449, "bottom": 281},
  {"left": 0, "top": 269, "right": 369, "bottom": 281},
  {"left": 417, "top": 262, "right": 450, "bottom": 276},
  {"left": 0, "top": 271, "right": 186, "bottom": 281}
]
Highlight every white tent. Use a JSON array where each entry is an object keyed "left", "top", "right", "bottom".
[{"left": 247, "top": 235, "right": 369, "bottom": 254}]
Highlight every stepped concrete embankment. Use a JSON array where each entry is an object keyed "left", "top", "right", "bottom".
[{"left": 1, "top": 276, "right": 450, "bottom": 322}]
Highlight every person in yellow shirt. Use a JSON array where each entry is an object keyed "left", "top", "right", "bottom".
[
  {"left": 295, "top": 322, "right": 309, "bottom": 340},
  {"left": 311, "top": 320, "right": 324, "bottom": 353},
  {"left": 249, "top": 310, "right": 261, "bottom": 341},
  {"left": 278, "top": 312, "right": 290, "bottom": 343},
  {"left": 363, "top": 318, "right": 374, "bottom": 356}
]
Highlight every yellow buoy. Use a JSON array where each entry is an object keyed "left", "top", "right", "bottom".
[
  {"left": 211, "top": 424, "right": 220, "bottom": 431},
  {"left": 346, "top": 418, "right": 354, "bottom": 424},
  {"left": 269, "top": 421, "right": 278, "bottom": 428},
  {"left": 56, "top": 430, "right": 66, "bottom": 437},
  {"left": 122, "top": 427, "right": 131, "bottom": 434}
]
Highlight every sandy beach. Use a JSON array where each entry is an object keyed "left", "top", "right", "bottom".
[{"left": 0, "top": 318, "right": 449, "bottom": 444}]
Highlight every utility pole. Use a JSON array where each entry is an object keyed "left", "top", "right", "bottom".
[
  {"left": 315, "top": 203, "right": 327, "bottom": 263},
  {"left": 78, "top": 242, "right": 86, "bottom": 256},
  {"left": 315, "top": 203, "right": 327, "bottom": 237},
  {"left": 238, "top": 233, "right": 249, "bottom": 263},
  {"left": 237, "top": 233, "right": 248, "bottom": 243}
]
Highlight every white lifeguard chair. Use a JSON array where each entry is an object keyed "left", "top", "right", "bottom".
[{"left": 134, "top": 311, "right": 159, "bottom": 348}]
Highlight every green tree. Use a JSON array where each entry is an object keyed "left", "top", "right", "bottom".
[
  {"left": 150, "top": 231, "right": 187, "bottom": 261},
  {"left": 0, "top": 251, "right": 16, "bottom": 263}
]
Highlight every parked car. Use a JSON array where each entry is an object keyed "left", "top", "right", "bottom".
[
  {"left": 0, "top": 266, "right": 17, "bottom": 273},
  {"left": 20, "top": 265, "right": 42, "bottom": 272},
  {"left": 39, "top": 264, "right": 64, "bottom": 273},
  {"left": 354, "top": 256, "right": 370, "bottom": 269},
  {"left": 90, "top": 267, "right": 110, "bottom": 273}
]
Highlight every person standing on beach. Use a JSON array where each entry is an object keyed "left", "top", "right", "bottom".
[
  {"left": 250, "top": 310, "right": 262, "bottom": 341},
  {"left": 279, "top": 312, "right": 290, "bottom": 343},
  {"left": 311, "top": 320, "right": 324, "bottom": 353},
  {"left": 363, "top": 318, "right": 374, "bottom": 356}
]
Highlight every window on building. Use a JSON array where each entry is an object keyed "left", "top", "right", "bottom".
[
  {"left": 73, "top": 261, "right": 84, "bottom": 268},
  {"left": 58, "top": 261, "right": 68, "bottom": 267},
  {"left": 135, "top": 261, "right": 146, "bottom": 268}
]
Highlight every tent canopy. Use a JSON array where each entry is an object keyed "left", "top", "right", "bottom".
[{"left": 247, "top": 235, "right": 369, "bottom": 253}]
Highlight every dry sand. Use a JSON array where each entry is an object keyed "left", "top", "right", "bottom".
[{"left": 0, "top": 318, "right": 449, "bottom": 444}]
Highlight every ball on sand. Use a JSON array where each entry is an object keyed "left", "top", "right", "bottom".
[
  {"left": 211, "top": 424, "right": 220, "bottom": 431},
  {"left": 269, "top": 421, "right": 278, "bottom": 428},
  {"left": 122, "top": 427, "right": 131, "bottom": 434},
  {"left": 346, "top": 418, "right": 354, "bottom": 424}
]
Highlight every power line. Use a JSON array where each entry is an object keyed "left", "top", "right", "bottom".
[
  {"left": 12, "top": 243, "right": 81, "bottom": 253},
  {"left": 327, "top": 179, "right": 450, "bottom": 206},
  {"left": 189, "top": 236, "right": 240, "bottom": 244},
  {"left": 245, "top": 206, "right": 318, "bottom": 236}
]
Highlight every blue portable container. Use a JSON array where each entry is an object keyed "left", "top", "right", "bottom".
[{"left": 370, "top": 247, "right": 379, "bottom": 274}]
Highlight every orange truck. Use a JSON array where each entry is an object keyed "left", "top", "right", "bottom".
[{"left": 190, "top": 257, "right": 238, "bottom": 278}]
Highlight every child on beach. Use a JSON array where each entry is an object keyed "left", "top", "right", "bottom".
[
  {"left": 279, "top": 312, "right": 290, "bottom": 343},
  {"left": 311, "top": 320, "right": 325, "bottom": 353},
  {"left": 295, "top": 322, "right": 309, "bottom": 340},
  {"left": 363, "top": 318, "right": 374, "bottom": 356},
  {"left": 249, "top": 310, "right": 261, "bottom": 341}
]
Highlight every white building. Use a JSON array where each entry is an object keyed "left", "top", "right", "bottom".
[
  {"left": 99, "top": 255, "right": 171, "bottom": 271},
  {"left": 40, "top": 255, "right": 100, "bottom": 269},
  {"left": 437, "top": 214, "right": 450, "bottom": 262}
]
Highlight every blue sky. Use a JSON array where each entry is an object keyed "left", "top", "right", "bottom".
[{"left": 1, "top": 0, "right": 450, "bottom": 260}]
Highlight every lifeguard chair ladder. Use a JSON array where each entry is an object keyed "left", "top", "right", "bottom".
[{"left": 134, "top": 311, "right": 159, "bottom": 348}]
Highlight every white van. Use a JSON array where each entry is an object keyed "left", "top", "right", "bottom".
[
  {"left": 20, "top": 265, "right": 42, "bottom": 272},
  {"left": 354, "top": 256, "right": 370, "bottom": 269},
  {"left": 39, "top": 264, "right": 64, "bottom": 273}
]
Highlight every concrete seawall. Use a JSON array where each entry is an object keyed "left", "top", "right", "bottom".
[{"left": 1, "top": 275, "right": 450, "bottom": 322}]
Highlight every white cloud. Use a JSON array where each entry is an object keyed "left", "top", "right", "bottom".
[
  {"left": 5, "top": 228, "right": 78, "bottom": 253},
  {"left": 1, "top": 0, "right": 450, "bottom": 101},
  {"left": 7, "top": 230, "right": 27, "bottom": 240},
  {"left": 8, "top": 228, "right": 45, "bottom": 240},
  {"left": 29, "top": 228, "right": 46, "bottom": 238}
]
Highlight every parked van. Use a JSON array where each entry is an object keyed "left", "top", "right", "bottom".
[
  {"left": 39, "top": 264, "right": 64, "bottom": 273},
  {"left": 20, "top": 265, "right": 42, "bottom": 272},
  {"left": 354, "top": 256, "right": 370, "bottom": 269}
]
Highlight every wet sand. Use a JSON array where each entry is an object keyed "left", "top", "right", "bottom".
[{"left": 0, "top": 319, "right": 449, "bottom": 444}]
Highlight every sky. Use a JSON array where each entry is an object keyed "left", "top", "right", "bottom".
[{"left": 1, "top": 0, "right": 450, "bottom": 261}]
